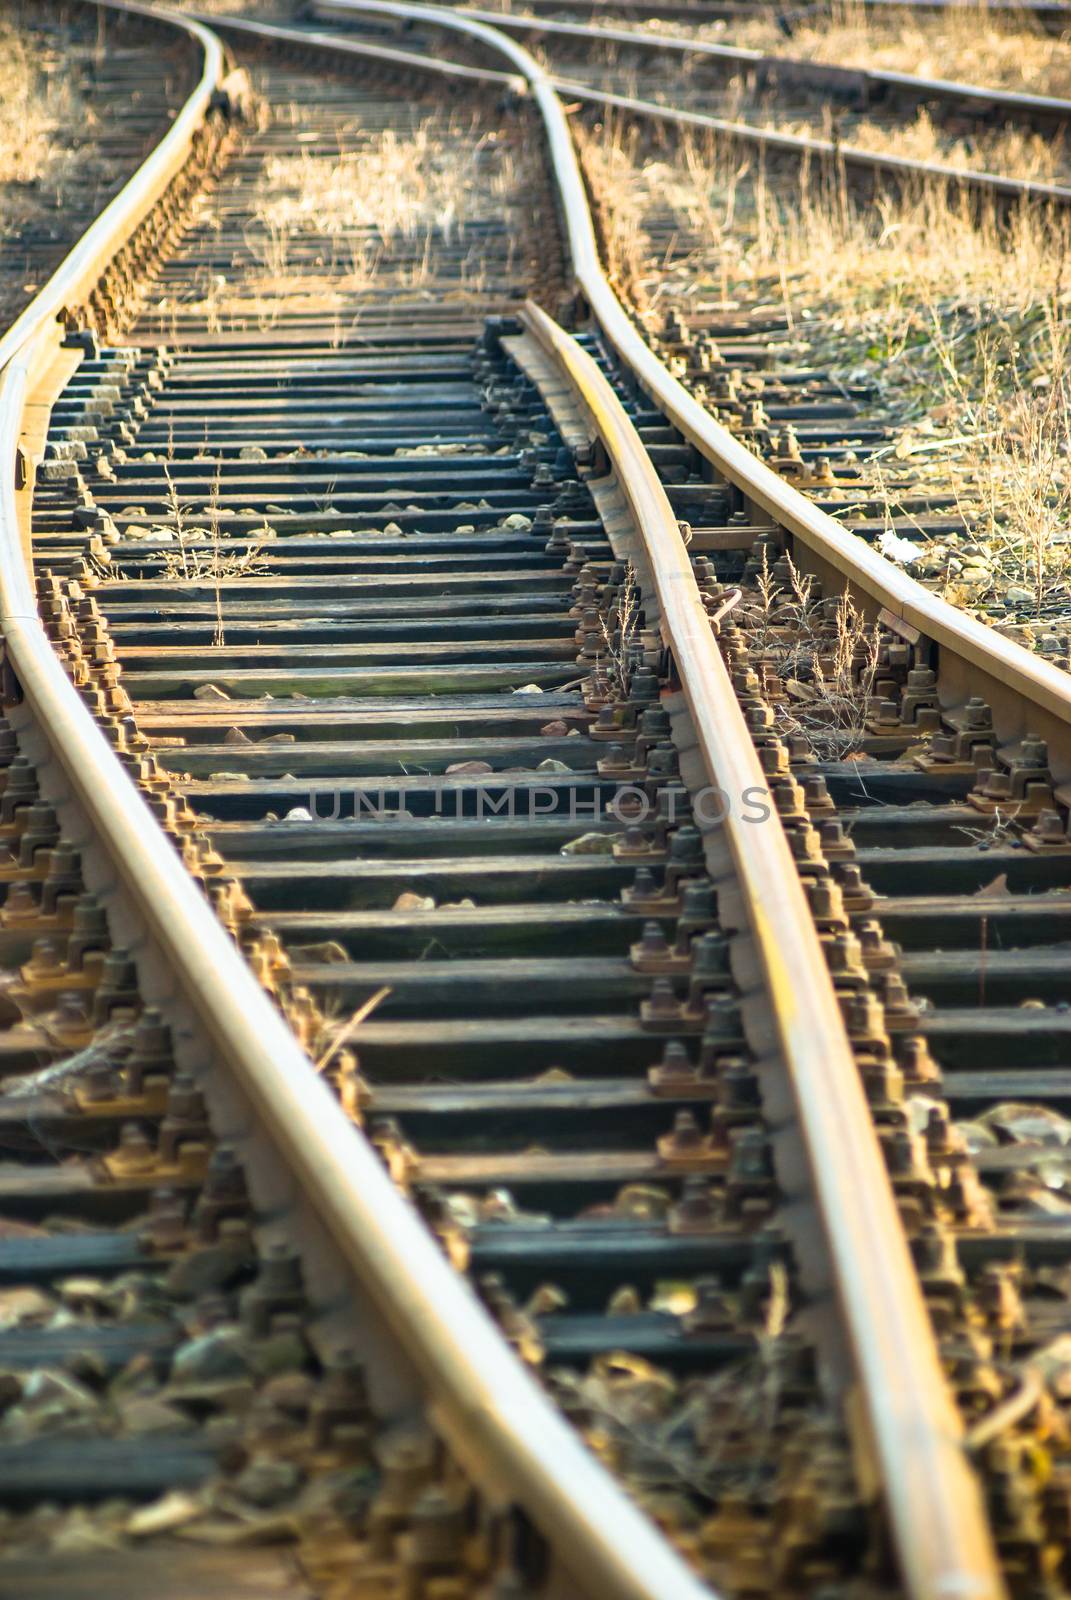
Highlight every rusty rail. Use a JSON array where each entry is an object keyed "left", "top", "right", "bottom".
[
  {"left": 549, "top": 77, "right": 1071, "bottom": 206},
  {"left": 190, "top": 8, "right": 526, "bottom": 90},
  {"left": 513, "top": 303, "right": 1002, "bottom": 1600},
  {"left": 0, "top": 8, "right": 715, "bottom": 1599},
  {"left": 18, "top": 0, "right": 1071, "bottom": 1592},
  {"left": 437, "top": 0, "right": 1071, "bottom": 128},
  {"left": 311, "top": 0, "right": 1071, "bottom": 205},
  {"left": 199, "top": 4, "right": 1018, "bottom": 1598},
  {"left": 299, "top": 0, "right": 1071, "bottom": 780}
]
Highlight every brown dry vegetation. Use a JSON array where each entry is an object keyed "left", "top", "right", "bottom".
[
  {"left": 258, "top": 120, "right": 517, "bottom": 245},
  {"left": 578, "top": 115, "right": 1071, "bottom": 641},
  {"left": 728, "top": 0, "right": 1071, "bottom": 100},
  {"left": 0, "top": 6, "right": 181, "bottom": 337},
  {"left": 0, "top": 15, "right": 84, "bottom": 234},
  {"left": 791, "top": 107, "right": 1064, "bottom": 186},
  {"left": 145, "top": 92, "right": 548, "bottom": 345},
  {"left": 522, "top": 0, "right": 1071, "bottom": 100}
]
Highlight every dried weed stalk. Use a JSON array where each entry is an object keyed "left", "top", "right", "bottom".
[
  {"left": 591, "top": 563, "right": 640, "bottom": 699},
  {"left": 549, "top": 1262, "right": 796, "bottom": 1502},
  {"left": 159, "top": 462, "right": 269, "bottom": 645},
  {"left": 744, "top": 554, "right": 880, "bottom": 760}
]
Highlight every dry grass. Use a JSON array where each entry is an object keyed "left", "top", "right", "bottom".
[
  {"left": 154, "top": 462, "right": 270, "bottom": 647},
  {"left": 578, "top": 113, "right": 1071, "bottom": 633},
  {"left": 898, "top": 309, "right": 1071, "bottom": 615},
  {"left": 148, "top": 105, "right": 533, "bottom": 340},
  {"left": 258, "top": 122, "right": 513, "bottom": 244},
  {"left": 545, "top": 1261, "right": 811, "bottom": 1541},
  {"left": 744, "top": 554, "right": 881, "bottom": 758},
  {"left": 778, "top": 105, "right": 1066, "bottom": 186},
  {"left": 0, "top": 7, "right": 176, "bottom": 337},
  {"left": 0, "top": 16, "right": 83, "bottom": 224},
  {"left": 728, "top": 0, "right": 1071, "bottom": 101},
  {"left": 590, "top": 562, "right": 640, "bottom": 699},
  {"left": 551, "top": 0, "right": 1071, "bottom": 99}
]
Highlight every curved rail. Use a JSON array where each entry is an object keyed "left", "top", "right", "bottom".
[
  {"left": 520, "top": 301, "right": 1005, "bottom": 1600},
  {"left": 214, "top": 4, "right": 1010, "bottom": 1598},
  {"left": 0, "top": 8, "right": 715, "bottom": 1600},
  {"left": 0, "top": 2, "right": 225, "bottom": 380},
  {"left": 294, "top": 0, "right": 1071, "bottom": 777},
  {"left": 311, "top": 0, "right": 1071, "bottom": 205},
  {"left": 435, "top": 5, "right": 1071, "bottom": 129},
  {"left": 550, "top": 76, "right": 1071, "bottom": 206},
  {"left": 193, "top": 8, "right": 526, "bottom": 90}
]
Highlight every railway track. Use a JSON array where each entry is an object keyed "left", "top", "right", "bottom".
[
  {"left": 6, "top": 2, "right": 1071, "bottom": 1598},
  {"left": 390, "top": 0, "right": 1069, "bottom": 32},
  {"left": 309, "top": 1, "right": 1071, "bottom": 194},
  {"left": 496, "top": 6, "right": 1071, "bottom": 151},
  {"left": 392, "top": 0, "right": 1071, "bottom": 32},
  {"left": 307, "top": 0, "right": 1071, "bottom": 655},
  {"left": 0, "top": 11, "right": 704, "bottom": 1600},
  {"left": 0, "top": 2, "right": 196, "bottom": 338}
]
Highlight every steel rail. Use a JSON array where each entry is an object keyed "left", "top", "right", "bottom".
[
  {"left": 297, "top": 0, "right": 1071, "bottom": 774},
  {"left": 0, "top": 10, "right": 714, "bottom": 1600},
  {"left": 311, "top": 0, "right": 1071, "bottom": 205},
  {"left": 227, "top": 5, "right": 1008, "bottom": 1598},
  {"left": 192, "top": 9, "right": 527, "bottom": 90},
  {"left": 232, "top": 3, "right": 1005, "bottom": 1600},
  {"left": 445, "top": 0, "right": 1071, "bottom": 21},
  {"left": 0, "top": 2, "right": 225, "bottom": 380},
  {"left": 316, "top": 0, "right": 1071, "bottom": 128},
  {"left": 542, "top": 72, "right": 1071, "bottom": 764},
  {"left": 549, "top": 77, "right": 1071, "bottom": 206},
  {"left": 516, "top": 286, "right": 1013, "bottom": 1598}
]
